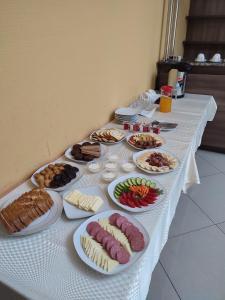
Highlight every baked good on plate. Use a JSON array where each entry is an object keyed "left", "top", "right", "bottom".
[
  {"left": 128, "top": 133, "right": 163, "bottom": 149},
  {"left": 34, "top": 163, "right": 79, "bottom": 188},
  {"left": 71, "top": 142, "right": 101, "bottom": 162},
  {"left": 0, "top": 188, "right": 53, "bottom": 234},
  {"left": 91, "top": 128, "right": 125, "bottom": 143}
]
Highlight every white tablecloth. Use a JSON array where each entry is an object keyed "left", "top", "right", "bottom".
[{"left": 0, "top": 93, "right": 217, "bottom": 300}]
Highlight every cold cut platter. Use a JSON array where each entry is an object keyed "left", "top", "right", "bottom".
[{"left": 73, "top": 210, "right": 150, "bottom": 275}]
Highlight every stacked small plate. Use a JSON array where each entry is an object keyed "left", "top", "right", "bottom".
[{"left": 115, "top": 107, "right": 138, "bottom": 124}]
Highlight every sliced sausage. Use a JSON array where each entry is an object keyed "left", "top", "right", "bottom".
[
  {"left": 116, "top": 248, "right": 130, "bottom": 264},
  {"left": 109, "top": 213, "right": 121, "bottom": 226},
  {"left": 115, "top": 216, "right": 128, "bottom": 228}
]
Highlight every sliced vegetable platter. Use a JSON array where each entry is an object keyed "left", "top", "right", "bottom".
[{"left": 108, "top": 173, "right": 166, "bottom": 212}]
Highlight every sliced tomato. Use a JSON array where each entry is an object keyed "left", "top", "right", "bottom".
[
  {"left": 144, "top": 195, "right": 157, "bottom": 204},
  {"left": 139, "top": 199, "right": 149, "bottom": 206},
  {"left": 127, "top": 199, "right": 136, "bottom": 208}
]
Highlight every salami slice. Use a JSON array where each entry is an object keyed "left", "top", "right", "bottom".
[
  {"left": 128, "top": 229, "right": 144, "bottom": 242},
  {"left": 86, "top": 221, "right": 100, "bottom": 234},
  {"left": 109, "top": 213, "right": 121, "bottom": 225},
  {"left": 96, "top": 229, "right": 108, "bottom": 243},
  {"left": 109, "top": 245, "right": 121, "bottom": 260},
  {"left": 115, "top": 216, "right": 128, "bottom": 228},
  {"left": 116, "top": 248, "right": 130, "bottom": 264},
  {"left": 121, "top": 221, "right": 131, "bottom": 232},
  {"left": 130, "top": 235, "right": 145, "bottom": 251},
  {"left": 124, "top": 225, "right": 139, "bottom": 237},
  {"left": 102, "top": 235, "right": 112, "bottom": 248},
  {"left": 106, "top": 239, "right": 119, "bottom": 252},
  {"left": 87, "top": 222, "right": 101, "bottom": 237}
]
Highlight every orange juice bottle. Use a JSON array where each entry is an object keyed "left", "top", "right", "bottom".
[{"left": 160, "top": 85, "right": 173, "bottom": 113}]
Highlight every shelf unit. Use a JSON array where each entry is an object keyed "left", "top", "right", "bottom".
[{"left": 181, "top": 0, "right": 225, "bottom": 152}]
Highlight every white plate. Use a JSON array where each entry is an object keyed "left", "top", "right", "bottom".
[
  {"left": 126, "top": 132, "right": 165, "bottom": 150},
  {"left": 31, "top": 161, "right": 82, "bottom": 192},
  {"left": 73, "top": 209, "right": 150, "bottom": 275},
  {"left": 0, "top": 190, "right": 63, "bottom": 236},
  {"left": 107, "top": 173, "right": 166, "bottom": 212},
  {"left": 115, "top": 107, "right": 138, "bottom": 116},
  {"left": 133, "top": 149, "right": 180, "bottom": 174},
  {"left": 63, "top": 186, "right": 111, "bottom": 219},
  {"left": 90, "top": 128, "right": 126, "bottom": 145},
  {"left": 65, "top": 142, "right": 108, "bottom": 164}
]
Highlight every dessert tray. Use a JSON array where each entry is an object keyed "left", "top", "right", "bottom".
[
  {"left": 65, "top": 141, "right": 108, "bottom": 164},
  {"left": 31, "top": 161, "right": 82, "bottom": 192},
  {"left": 73, "top": 210, "right": 150, "bottom": 275}
]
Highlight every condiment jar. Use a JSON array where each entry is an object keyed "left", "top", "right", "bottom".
[{"left": 160, "top": 85, "right": 173, "bottom": 113}]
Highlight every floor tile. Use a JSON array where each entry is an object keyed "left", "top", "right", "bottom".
[
  {"left": 188, "top": 173, "right": 225, "bottom": 223},
  {"left": 0, "top": 282, "right": 26, "bottom": 300},
  {"left": 147, "top": 262, "right": 180, "bottom": 300},
  {"left": 216, "top": 222, "right": 225, "bottom": 235},
  {"left": 160, "top": 226, "right": 225, "bottom": 300},
  {"left": 195, "top": 154, "right": 220, "bottom": 177},
  {"left": 168, "top": 194, "right": 213, "bottom": 238},
  {"left": 198, "top": 150, "right": 225, "bottom": 172}
]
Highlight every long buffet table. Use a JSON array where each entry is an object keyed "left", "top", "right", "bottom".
[{"left": 0, "top": 93, "right": 217, "bottom": 300}]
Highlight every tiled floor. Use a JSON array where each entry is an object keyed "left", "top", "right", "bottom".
[
  {"left": 1, "top": 150, "right": 225, "bottom": 300},
  {"left": 148, "top": 150, "right": 225, "bottom": 300}
]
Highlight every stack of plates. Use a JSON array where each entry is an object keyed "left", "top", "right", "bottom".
[{"left": 115, "top": 107, "right": 138, "bottom": 124}]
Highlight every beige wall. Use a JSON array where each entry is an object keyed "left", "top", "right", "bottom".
[
  {"left": 174, "top": 0, "right": 190, "bottom": 56},
  {"left": 0, "top": 0, "right": 166, "bottom": 195},
  {"left": 159, "top": 0, "right": 190, "bottom": 59}
]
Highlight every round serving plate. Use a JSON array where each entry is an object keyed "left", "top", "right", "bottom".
[
  {"left": 31, "top": 161, "right": 82, "bottom": 192},
  {"left": 133, "top": 148, "right": 180, "bottom": 174},
  {"left": 107, "top": 173, "right": 166, "bottom": 213},
  {"left": 90, "top": 128, "right": 126, "bottom": 145},
  {"left": 65, "top": 142, "right": 108, "bottom": 164},
  {"left": 126, "top": 132, "right": 165, "bottom": 151},
  {"left": 0, "top": 190, "right": 63, "bottom": 237},
  {"left": 73, "top": 209, "right": 150, "bottom": 275}
]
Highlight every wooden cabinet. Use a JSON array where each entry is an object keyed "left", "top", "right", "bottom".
[
  {"left": 185, "top": 69, "right": 225, "bottom": 152},
  {"left": 184, "top": 0, "right": 225, "bottom": 61}
]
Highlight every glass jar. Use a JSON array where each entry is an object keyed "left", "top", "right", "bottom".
[{"left": 160, "top": 85, "right": 173, "bottom": 113}]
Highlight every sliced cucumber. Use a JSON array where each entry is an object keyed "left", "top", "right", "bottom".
[
  {"left": 115, "top": 186, "right": 123, "bottom": 194},
  {"left": 119, "top": 182, "right": 126, "bottom": 188},
  {"left": 136, "top": 178, "right": 142, "bottom": 185},
  {"left": 131, "top": 178, "right": 136, "bottom": 185},
  {"left": 127, "top": 178, "right": 133, "bottom": 186},
  {"left": 141, "top": 178, "right": 147, "bottom": 186},
  {"left": 146, "top": 180, "right": 151, "bottom": 187},
  {"left": 124, "top": 181, "right": 130, "bottom": 188},
  {"left": 114, "top": 191, "right": 121, "bottom": 199},
  {"left": 117, "top": 183, "right": 124, "bottom": 190},
  {"left": 150, "top": 182, "right": 156, "bottom": 188}
]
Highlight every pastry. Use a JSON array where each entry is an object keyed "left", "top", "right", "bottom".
[
  {"left": 91, "top": 128, "right": 125, "bottom": 143},
  {"left": 0, "top": 188, "right": 53, "bottom": 234},
  {"left": 34, "top": 163, "right": 79, "bottom": 188},
  {"left": 71, "top": 142, "right": 101, "bottom": 161}
]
